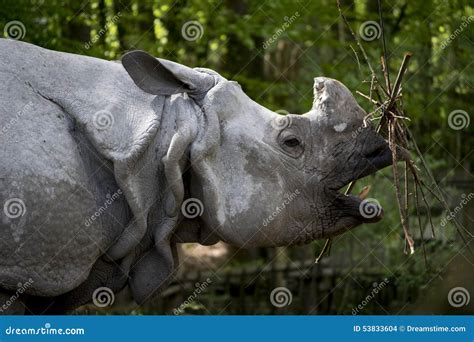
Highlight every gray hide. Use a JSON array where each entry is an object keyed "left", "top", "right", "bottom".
[{"left": 0, "top": 39, "right": 401, "bottom": 313}]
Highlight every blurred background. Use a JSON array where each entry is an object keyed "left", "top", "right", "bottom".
[{"left": 1, "top": 0, "right": 472, "bottom": 314}]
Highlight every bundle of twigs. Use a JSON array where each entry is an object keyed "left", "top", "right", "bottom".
[{"left": 316, "top": 0, "right": 472, "bottom": 265}]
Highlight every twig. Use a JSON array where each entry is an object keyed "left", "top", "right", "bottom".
[
  {"left": 413, "top": 179, "right": 428, "bottom": 267},
  {"left": 315, "top": 238, "right": 332, "bottom": 264},
  {"left": 330, "top": 0, "right": 468, "bottom": 262},
  {"left": 336, "top": 0, "right": 377, "bottom": 77},
  {"left": 380, "top": 56, "right": 391, "bottom": 96},
  {"left": 350, "top": 45, "right": 361, "bottom": 70},
  {"left": 404, "top": 124, "right": 474, "bottom": 240},
  {"left": 392, "top": 53, "right": 412, "bottom": 92},
  {"left": 406, "top": 160, "right": 436, "bottom": 238},
  {"left": 404, "top": 161, "right": 409, "bottom": 241},
  {"left": 388, "top": 53, "right": 412, "bottom": 108},
  {"left": 378, "top": 0, "right": 391, "bottom": 95},
  {"left": 389, "top": 122, "right": 414, "bottom": 254}
]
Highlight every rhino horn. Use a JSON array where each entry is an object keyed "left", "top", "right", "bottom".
[{"left": 306, "top": 77, "right": 366, "bottom": 121}]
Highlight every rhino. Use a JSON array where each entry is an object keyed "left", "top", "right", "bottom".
[{"left": 0, "top": 39, "right": 402, "bottom": 314}]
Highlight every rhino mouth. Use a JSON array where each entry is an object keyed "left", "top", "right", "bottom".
[
  {"left": 336, "top": 193, "right": 384, "bottom": 224},
  {"left": 327, "top": 142, "right": 409, "bottom": 236}
]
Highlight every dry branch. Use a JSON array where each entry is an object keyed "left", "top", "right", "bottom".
[{"left": 316, "top": 0, "right": 470, "bottom": 264}]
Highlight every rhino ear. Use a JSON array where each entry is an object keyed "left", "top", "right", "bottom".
[{"left": 122, "top": 50, "right": 215, "bottom": 98}]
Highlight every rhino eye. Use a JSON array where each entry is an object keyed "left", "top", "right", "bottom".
[
  {"left": 283, "top": 137, "right": 301, "bottom": 147},
  {"left": 278, "top": 133, "right": 304, "bottom": 158}
]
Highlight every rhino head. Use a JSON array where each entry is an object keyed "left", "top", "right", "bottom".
[
  {"left": 121, "top": 51, "right": 400, "bottom": 301},
  {"left": 123, "top": 51, "right": 397, "bottom": 247}
]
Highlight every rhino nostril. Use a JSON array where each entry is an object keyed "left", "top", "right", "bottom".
[{"left": 365, "top": 145, "right": 387, "bottom": 159}]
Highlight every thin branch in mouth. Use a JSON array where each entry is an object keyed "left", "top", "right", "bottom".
[{"left": 319, "top": 1, "right": 471, "bottom": 264}]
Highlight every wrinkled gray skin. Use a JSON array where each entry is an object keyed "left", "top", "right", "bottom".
[{"left": 0, "top": 39, "right": 398, "bottom": 314}]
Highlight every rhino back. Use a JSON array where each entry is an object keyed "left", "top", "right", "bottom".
[{"left": 0, "top": 71, "right": 130, "bottom": 297}]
